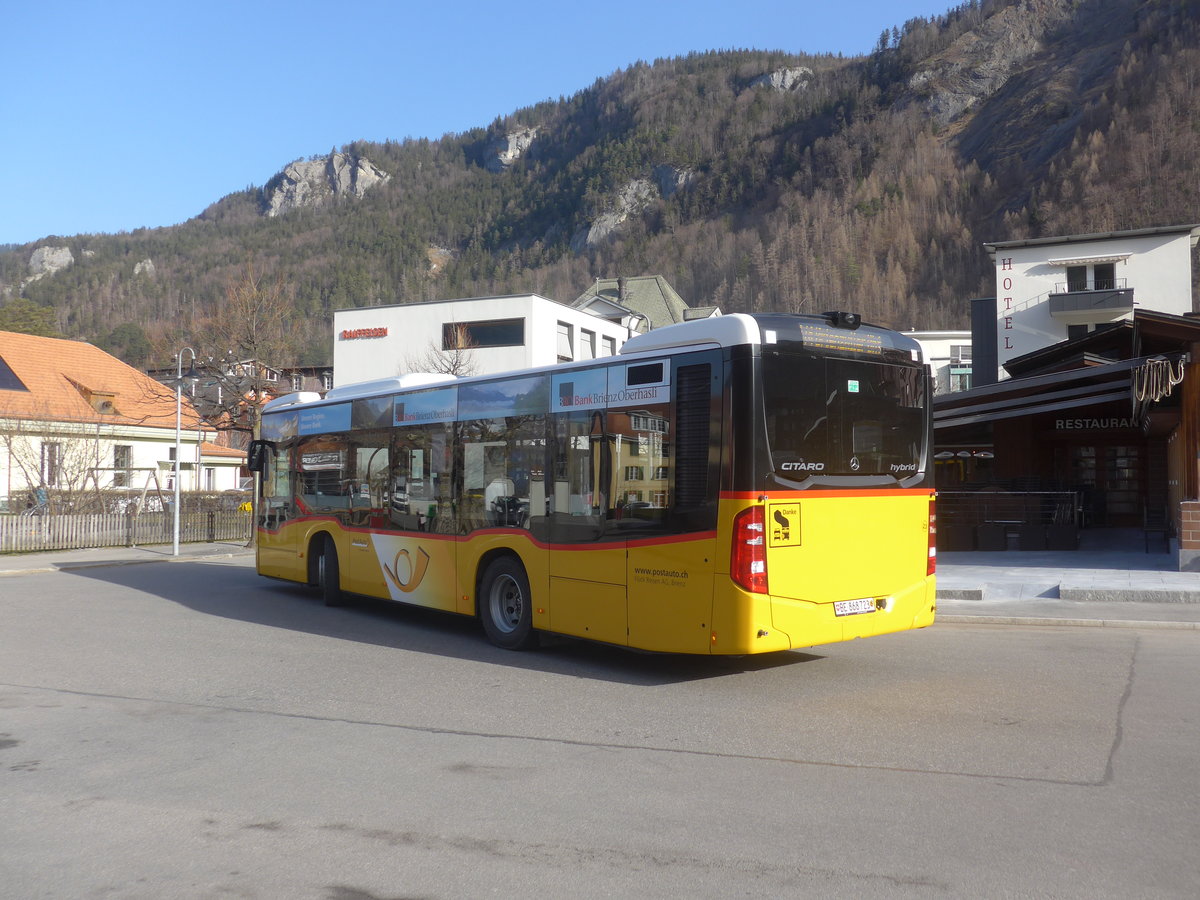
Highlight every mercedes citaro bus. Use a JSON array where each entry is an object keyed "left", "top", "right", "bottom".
[{"left": 248, "top": 312, "right": 936, "bottom": 654}]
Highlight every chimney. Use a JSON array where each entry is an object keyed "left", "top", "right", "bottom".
[{"left": 618, "top": 277, "right": 627, "bottom": 303}]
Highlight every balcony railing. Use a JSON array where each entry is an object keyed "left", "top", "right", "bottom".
[
  {"left": 1053, "top": 277, "right": 1128, "bottom": 293},
  {"left": 1047, "top": 287, "right": 1134, "bottom": 324}
]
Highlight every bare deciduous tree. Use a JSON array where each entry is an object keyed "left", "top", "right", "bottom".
[
  {"left": 156, "top": 259, "right": 303, "bottom": 446},
  {"left": 402, "top": 322, "right": 478, "bottom": 378},
  {"left": 0, "top": 417, "right": 102, "bottom": 512}
]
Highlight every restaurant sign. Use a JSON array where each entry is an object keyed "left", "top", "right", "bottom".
[{"left": 1054, "top": 417, "right": 1135, "bottom": 430}]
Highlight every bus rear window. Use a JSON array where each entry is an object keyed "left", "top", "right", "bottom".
[{"left": 763, "top": 354, "right": 924, "bottom": 480}]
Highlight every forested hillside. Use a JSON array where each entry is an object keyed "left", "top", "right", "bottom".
[{"left": 2, "top": 0, "right": 1198, "bottom": 366}]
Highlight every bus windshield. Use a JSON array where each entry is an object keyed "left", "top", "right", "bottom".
[{"left": 763, "top": 352, "right": 925, "bottom": 480}]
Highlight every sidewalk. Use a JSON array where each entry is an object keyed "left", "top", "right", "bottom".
[
  {"left": 936, "top": 527, "right": 1200, "bottom": 629},
  {"left": 0, "top": 540, "right": 254, "bottom": 577}
]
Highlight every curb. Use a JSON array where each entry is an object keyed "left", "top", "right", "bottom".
[
  {"left": 936, "top": 588, "right": 985, "bottom": 601},
  {"left": 938, "top": 586, "right": 1200, "bottom": 604},
  {"left": 1059, "top": 587, "right": 1200, "bottom": 604},
  {"left": 938, "top": 614, "right": 1200, "bottom": 630}
]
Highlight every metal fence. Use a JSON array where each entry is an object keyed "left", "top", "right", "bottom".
[
  {"left": 938, "top": 491, "right": 1079, "bottom": 528},
  {"left": 0, "top": 511, "right": 252, "bottom": 554},
  {"left": 937, "top": 491, "right": 1080, "bottom": 551}
]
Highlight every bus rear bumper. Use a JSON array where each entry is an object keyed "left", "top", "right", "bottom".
[
  {"left": 709, "top": 577, "right": 936, "bottom": 655},
  {"left": 776, "top": 577, "right": 936, "bottom": 650}
]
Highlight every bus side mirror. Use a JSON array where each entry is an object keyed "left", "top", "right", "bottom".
[{"left": 247, "top": 440, "right": 274, "bottom": 473}]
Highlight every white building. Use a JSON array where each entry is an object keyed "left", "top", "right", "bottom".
[
  {"left": 984, "top": 225, "right": 1200, "bottom": 380},
  {"left": 0, "top": 331, "right": 244, "bottom": 511},
  {"left": 903, "top": 330, "right": 973, "bottom": 395},
  {"left": 333, "top": 294, "right": 634, "bottom": 386}
]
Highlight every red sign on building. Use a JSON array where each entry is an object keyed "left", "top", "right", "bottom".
[{"left": 340, "top": 327, "right": 388, "bottom": 340}]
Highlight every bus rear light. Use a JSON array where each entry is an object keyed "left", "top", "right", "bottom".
[
  {"left": 731, "top": 506, "right": 768, "bottom": 594},
  {"left": 927, "top": 498, "right": 937, "bottom": 576}
]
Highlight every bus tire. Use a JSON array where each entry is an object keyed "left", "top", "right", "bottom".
[
  {"left": 317, "top": 537, "right": 344, "bottom": 607},
  {"left": 479, "top": 555, "right": 537, "bottom": 650}
]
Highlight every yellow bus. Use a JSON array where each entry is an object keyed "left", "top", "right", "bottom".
[{"left": 248, "top": 312, "right": 936, "bottom": 654}]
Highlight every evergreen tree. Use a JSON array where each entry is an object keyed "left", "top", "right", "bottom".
[{"left": 0, "top": 298, "right": 59, "bottom": 336}]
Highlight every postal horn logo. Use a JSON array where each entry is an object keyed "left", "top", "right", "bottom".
[{"left": 383, "top": 546, "right": 431, "bottom": 593}]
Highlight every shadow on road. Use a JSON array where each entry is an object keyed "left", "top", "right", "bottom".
[{"left": 63, "top": 558, "right": 823, "bottom": 686}]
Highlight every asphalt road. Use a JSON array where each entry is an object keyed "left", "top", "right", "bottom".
[{"left": 2, "top": 557, "right": 1198, "bottom": 898}]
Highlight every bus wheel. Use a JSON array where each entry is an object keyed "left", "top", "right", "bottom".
[
  {"left": 479, "top": 556, "right": 537, "bottom": 650},
  {"left": 317, "top": 537, "right": 344, "bottom": 607}
]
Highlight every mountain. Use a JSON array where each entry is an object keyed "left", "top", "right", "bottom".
[{"left": 1, "top": 0, "right": 1198, "bottom": 366}]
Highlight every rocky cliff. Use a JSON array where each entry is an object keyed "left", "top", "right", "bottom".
[
  {"left": 748, "top": 66, "right": 813, "bottom": 92},
  {"left": 264, "top": 151, "right": 390, "bottom": 217},
  {"left": 905, "top": 0, "right": 1075, "bottom": 126},
  {"left": 485, "top": 127, "right": 539, "bottom": 173},
  {"left": 571, "top": 179, "right": 658, "bottom": 253},
  {"left": 28, "top": 245, "right": 74, "bottom": 278}
]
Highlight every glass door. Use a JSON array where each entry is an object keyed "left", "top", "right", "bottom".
[{"left": 1069, "top": 444, "right": 1142, "bottom": 526}]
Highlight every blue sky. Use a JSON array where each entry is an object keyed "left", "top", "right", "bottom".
[{"left": 1, "top": 0, "right": 956, "bottom": 246}]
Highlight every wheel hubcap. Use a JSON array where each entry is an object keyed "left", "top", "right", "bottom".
[{"left": 489, "top": 574, "right": 522, "bottom": 633}]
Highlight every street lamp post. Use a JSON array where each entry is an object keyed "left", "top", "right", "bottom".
[{"left": 173, "top": 347, "right": 200, "bottom": 556}]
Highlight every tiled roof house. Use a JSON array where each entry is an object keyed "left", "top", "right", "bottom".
[{"left": 0, "top": 331, "right": 244, "bottom": 509}]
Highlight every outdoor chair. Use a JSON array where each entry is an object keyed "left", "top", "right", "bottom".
[{"left": 1143, "top": 504, "right": 1170, "bottom": 553}]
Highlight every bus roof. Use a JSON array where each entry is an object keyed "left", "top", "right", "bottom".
[{"left": 620, "top": 312, "right": 922, "bottom": 360}]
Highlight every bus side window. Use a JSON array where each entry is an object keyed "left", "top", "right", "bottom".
[
  {"left": 392, "top": 428, "right": 429, "bottom": 531},
  {"left": 608, "top": 404, "right": 669, "bottom": 530},
  {"left": 296, "top": 438, "right": 349, "bottom": 515},
  {"left": 266, "top": 447, "right": 289, "bottom": 501},
  {"left": 349, "top": 431, "right": 389, "bottom": 525},
  {"left": 551, "top": 410, "right": 605, "bottom": 541},
  {"left": 462, "top": 412, "right": 543, "bottom": 532},
  {"left": 390, "top": 424, "right": 453, "bottom": 533},
  {"left": 253, "top": 442, "right": 291, "bottom": 528},
  {"left": 553, "top": 411, "right": 600, "bottom": 515}
]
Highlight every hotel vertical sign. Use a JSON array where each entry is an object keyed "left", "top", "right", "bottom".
[
  {"left": 999, "top": 257, "right": 1014, "bottom": 353},
  {"left": 995, "top": 254, "right": 1025, "bottom": 381}
]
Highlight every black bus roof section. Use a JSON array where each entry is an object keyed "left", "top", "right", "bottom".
[{"left": 752, "top": 313, "right": 922, "bottom": 364}]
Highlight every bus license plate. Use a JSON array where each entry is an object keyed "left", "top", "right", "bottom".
[{"left": 834, "top": 598, "right": 876, "bottom": 617}]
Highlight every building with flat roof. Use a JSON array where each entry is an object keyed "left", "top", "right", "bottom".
[
  {"left": 984, "top": 225, "right": 1200, "bottom": 382},
  {"left": 332, "top": 294, "right": 632, "bottom": 387}
]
